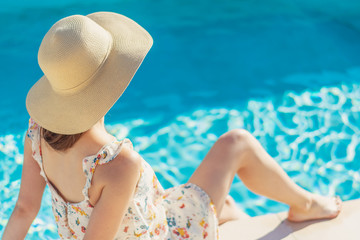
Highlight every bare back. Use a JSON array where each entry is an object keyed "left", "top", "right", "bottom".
[{"left": 39, "top": 130, "right": 116, "bottom": 205}]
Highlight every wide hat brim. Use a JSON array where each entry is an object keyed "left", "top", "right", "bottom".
[{"left": 26, "top": 12, "right": 153, "bottom": 134}]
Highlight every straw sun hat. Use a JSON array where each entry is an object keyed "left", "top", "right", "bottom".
[{"left": 26, "top": 12, "right": 153, "bottom": 134}]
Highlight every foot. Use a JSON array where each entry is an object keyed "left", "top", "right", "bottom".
[
  {"left": 218, "top": 195, "right": 245, "bottom": 225},
  {"left": 287, "top": 194, "right": 342, "bottom": 222}
]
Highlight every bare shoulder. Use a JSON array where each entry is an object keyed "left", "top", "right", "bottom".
[{"left": 95, "top": 145, "right": 142, "bottom": 185}]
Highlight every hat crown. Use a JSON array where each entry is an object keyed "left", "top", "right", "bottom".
[{"left": 38, "top": 15, "right": 112, "bottom": 93}]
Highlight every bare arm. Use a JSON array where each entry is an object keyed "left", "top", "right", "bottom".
[
  {"left": 83, "top": 146, "right": 142, "bottom": 240},
  {"left": 2, "top": 136, "right": 46, "bottom": 240}
]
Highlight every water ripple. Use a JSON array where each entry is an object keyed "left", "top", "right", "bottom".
[{"left": 1, "top": 83, "right": 360, "bottom": 238}]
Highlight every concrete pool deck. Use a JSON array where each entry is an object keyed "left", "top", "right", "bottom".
[{"left": 219, "top": 199, "right": 360, "bottom": 240}]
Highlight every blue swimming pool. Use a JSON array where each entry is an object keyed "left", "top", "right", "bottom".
[{"left": 1, "top": 0, "right": 360, "bottom": 239}]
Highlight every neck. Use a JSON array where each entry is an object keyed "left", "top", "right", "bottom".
[{"left": 76, "top": 118, "right": 117, "bottom": 153}]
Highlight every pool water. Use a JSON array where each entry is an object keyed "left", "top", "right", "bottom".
[{"left": 1, "top": 0, "right": 360, "bottom": 239}]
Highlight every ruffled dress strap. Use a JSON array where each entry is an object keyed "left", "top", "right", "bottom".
[
  {"left": 26, "top": 118, "right": 74, "bottom": 238},
  {"left": 26, "top": 118, "right": 47, "bottom": 180},
  {"left": 81, "top": 138, "right": 133, "bottom": 201}
]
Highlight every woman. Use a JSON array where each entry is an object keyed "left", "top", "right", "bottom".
[{"left": 3, "top": 11, "right": 341, "bottom": 240}]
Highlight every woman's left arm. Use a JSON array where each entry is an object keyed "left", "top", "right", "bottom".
[{"left": 2, "top": 136, "right": 46, "bottom": 240}]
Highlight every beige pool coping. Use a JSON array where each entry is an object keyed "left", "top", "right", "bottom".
[{"left": 219, "top": 199, "right": 360, "bottom": 240}]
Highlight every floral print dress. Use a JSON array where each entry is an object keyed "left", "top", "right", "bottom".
[{"left": 27, "top": 118, "right": 219, "bottom": 239}]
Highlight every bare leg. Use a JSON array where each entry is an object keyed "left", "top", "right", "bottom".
[
  {"left": 188, "top": 129, "right": 341, "bottom": 222},
  {"left": 218, "top": 195, "right": 248, "bottom": 225}
]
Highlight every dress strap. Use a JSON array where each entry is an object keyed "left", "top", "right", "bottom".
[
  {"left": 26, "top": 118, "right": 47, "bottom": 180},
  {"left": 81, "top": 138, "right": 133, "bottom": 201}
]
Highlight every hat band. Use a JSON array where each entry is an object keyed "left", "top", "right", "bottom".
[{"left": 51, "top": 31, "right": 114, "bottom": 95}]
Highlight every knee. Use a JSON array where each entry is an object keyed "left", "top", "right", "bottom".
[{"left": 218, "top": 129, "right": 253, "bottom": 152}]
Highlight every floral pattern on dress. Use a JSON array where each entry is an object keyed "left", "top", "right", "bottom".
[{"left": 26, "top": 118, "right": 219, "bottom": 239}]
